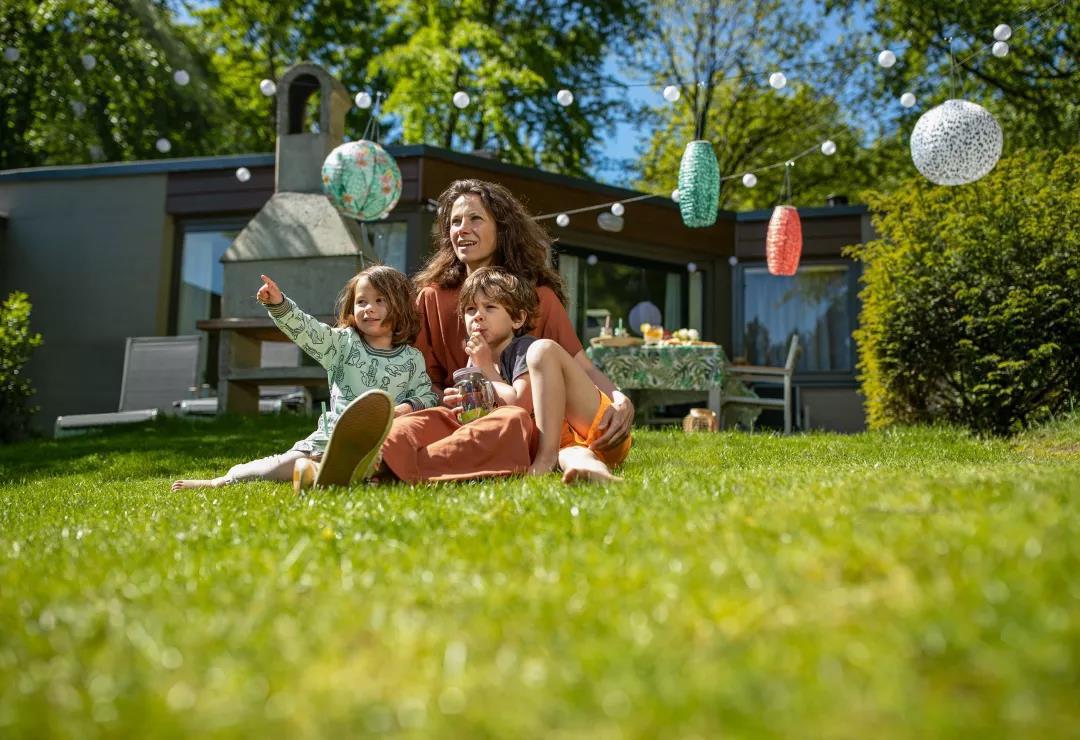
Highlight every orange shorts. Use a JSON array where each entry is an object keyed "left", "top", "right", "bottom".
[{"left": 559, "top": 390, "right": 633, "bottom": 468}]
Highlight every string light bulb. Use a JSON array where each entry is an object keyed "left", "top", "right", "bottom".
[
  {"left": 992, "top": 41, "right": 1009, "bottom": 57},
  {"left": 236, "top": 167, "right": 251, "bottom": 182},
  {"left": 877, "top": 50, "right": 897, "bottom": 68},
  {"left": 587, "top": 254, "right": 598, "bottom": 266},
  {"left": 611, "top": 203, "right": 625, "bottom": 216},
  {"left": 556, "top": 213, "right": 570, "bottom": 227},
  {"left": 355, "top": 91, "right": 372, "bottom": 109},
  {"left": 671, "top": 189, "right": 680, "bottom": 202},
  {"left": 742, "top": 173, "right": 757, "bottom": 188},
  {"left": 769, "top": 72, "right": 787, "bottom": 89},
  {"left": 901, "top": 92, "right": 916, "bottom": 108},
  {"left": 663, "top": 85, "right": 680, "bottom": 102},
  {"left": 687, "top": 262, "right": 697, "bottom": 273},
  {"left": 155, "top": 137, "right": 171, "bottom": 153},
  {"left": 994, "top": 24, "right": 1012, "bottom": 41},
  {"left": 821, "top": 140, "right": 837, "bottom": 156},
  {"left": 556, "top": 89, "right": 574, "bottom": 106},
  {"left": 452, "top": 91, "right": 470, "bottom": 109},
  {"left": 259, "top": 79, "right": 276, "bottom": 96},
  {"left": 173, "top": 70, "right": 190, "bottom": 86}
]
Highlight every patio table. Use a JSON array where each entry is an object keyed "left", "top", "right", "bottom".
[{"left": 586, "top": 343, "right": 760, "bottom": 428}]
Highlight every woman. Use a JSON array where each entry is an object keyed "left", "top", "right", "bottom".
[{"left": 412, "top": 179, "right": 634, "bottom": 451}]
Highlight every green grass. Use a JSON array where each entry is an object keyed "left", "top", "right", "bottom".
[{"left": 2, "top": 414, "right": 1079, "bottom": 738}]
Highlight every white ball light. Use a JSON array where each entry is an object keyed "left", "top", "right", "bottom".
[
  {"left": 155, "top": 137, "right": 171, "bottom": 153},
  {"left": 877, "top": 50, "right": 897, "bottom": 68},
  {"left": 81, "top": 54, "right": 97, "bottom": 71},
  {"left": 173, "top": 69, "right": 190, "bottom": 86},
  {"left": 3, "top": 47, "right": 20, "bottom": 63},
  {"left": 742, "top": 173, "right": 757, "bottom": 188},
  {"left": 662, "top": 85, "right": 680, "bottom": 102},
  {"left": 586, "top": 254, "right": 598, "bottom": 266},
  {"left": 671, "top": 189, "right": 680, "bottom": 202},
  {"left": 555, "top": 213, "right": 570, "bottom": 227},
  {"left": 611, "top": 202, "right": 625, "bottom": 216},
  {"left": 768, "top": 72, "right": 787, "bottom": 89},
  {"left": 821, "top": 140, "right": 837, "bottom": 156},
  {"left": 70, "top": 101, "right": 86, "bottom": 117},
  {"left": 992, "top": 41, "right": 1009, "bottom": 57},
  {"left": 910, "top": 99, "right": 1003, "bottom": 186},
  {"left": 556, "top": 89, "right": 574, "bottom": 106},
  {"left": 259, "top": 79, "right": 276, "bottom": 96},
  {"left": 728, "top": 256, "right": 739, "bottom": 267},
  {"left": 236, "top": 167, "right": 251, "bottom": 183},
  {"left": 687, "top": 262, "right": 697, "bottom": 273},
  {"left": 994, "top": 24, "right": 1012, "bottom": 41},
  {"left": 355, "top": 91, "right": 372, "bottom": 109},
  {"left": 900, "top": 92, "right": 917, "bottom": 108},
  {"left": 452, "top": 91, "right": 470, "bottom": 109}
]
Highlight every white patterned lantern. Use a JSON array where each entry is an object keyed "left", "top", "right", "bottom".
[{"left": 910, "top": 99, "right": 1003, "bottom": 186}]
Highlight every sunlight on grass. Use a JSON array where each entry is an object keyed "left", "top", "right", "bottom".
[{"left": 1, "top": 416, "right": 1078, "bottom": 736}]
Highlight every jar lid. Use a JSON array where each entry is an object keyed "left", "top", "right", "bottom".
[{"left": 453, "top": 367, "right": 485, "bottom": 383}]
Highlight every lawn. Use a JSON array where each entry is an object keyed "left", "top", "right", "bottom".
[{"left": 1, "top": 414, "right": 1078, "bottom": 738}]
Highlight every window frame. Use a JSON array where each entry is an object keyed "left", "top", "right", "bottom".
[{"left": 731, "top": 257, "right": 862, "bottom": 385}]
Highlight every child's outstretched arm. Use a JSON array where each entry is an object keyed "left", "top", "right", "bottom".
[{"left": 257, "top": 274, "right": 339, "bottom": 369}]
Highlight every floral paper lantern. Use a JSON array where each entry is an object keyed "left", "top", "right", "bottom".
[
  {"left": 910, "top": 99, "right": 1003, "bottom": 186},
  {"left": 766, "top": 205, "right": 802, "bottom": 276},
  {"left": 677, "top": 140, "right": 720, "bottom": 228},
  {"left": 321, "top": 140, "right": 402, "bottom": 221}
]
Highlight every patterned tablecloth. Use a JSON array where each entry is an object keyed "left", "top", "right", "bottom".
[{"left": 586, "top": 344, "right": 760, "bottom": 427}]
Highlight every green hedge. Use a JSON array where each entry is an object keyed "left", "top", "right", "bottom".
[
  {"left": 1, "top": 291, "right": 43, "bottom": 442},
  {"left": 848, "top": 148, "right": 1080, "bottom": 435}
]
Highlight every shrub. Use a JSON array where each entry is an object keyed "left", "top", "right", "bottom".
[
  {"left": 848, "top": 148, "right": 1080, "bottom": 435},
  {"left": 0, "top": 291, "right": 44, "bottom": 443}
]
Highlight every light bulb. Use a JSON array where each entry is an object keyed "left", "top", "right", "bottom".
[
  {"left": 611, "top": 202, "right": 625, "bottom": 216},
  {"left": 662, "top": 85, "right": 680, "bottom": 102},
  {"left": 556, "top": 89, "right": 574, "bottom": 106},
  {"left": 992, "top": 41, "right": 1009, "bottom": 57},
  {"left": 155, "top": 137, "right": 171, "bottom": 153},
  {"left": 687, "top": 262, "right": 697, "bottom": 273},
  {"left": 994, "top": 24, "right": 1012, "bottom": 41},
  {"left": 452, "top": 91, "right": 470, "bottom": 109},
  {"left": 769, "top": 72, "right": 787, "bottom": 89},
  {"left": 259, "top": 79, "right": 276, "bottom": 96},
  {"left": 671, "top": 189, "right": 680, "bottom": 202},
  {"left": 742, "top": 173, "right": 757, "bottom": 188},
  {"left": 586, "top": 254, "right": 598, "bottom": 266},
  {"left": 877, "top": 50, "right": 897, "bottom": 68},
  {"left": 355, "top": 91, "right": 372, "bottom": 109},
  {"left": 236, "top": 167, "right": 251, "bottom": 183},
  {"left": 900, "top": 92, "right": 916, "bottom": 108},
  {"left": 821, "top": 140, "right": 837, "bottom": 156},
  {"left": 173, "top": 69, "right": 190, "bottom": 86},
  {"left": 555, "top": 213, "right": 569, "bottom": 227},
  {"left": 728, "top": 256, "right": 738, "bottom": 266}
]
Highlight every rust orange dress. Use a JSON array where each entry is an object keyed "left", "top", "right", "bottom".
[{"left": 380, "top": 282, "right": 584, "bottom": 483}]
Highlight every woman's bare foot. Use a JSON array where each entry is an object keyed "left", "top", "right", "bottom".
[
  {"left": 528, "top": 452, "right": 559, "bottom": 476},
  {"left": 558, "top": 447, "right": 622, "bottom": 484},
  {"left": 171, "top": 478, "right": 227, "bottom": 491}
]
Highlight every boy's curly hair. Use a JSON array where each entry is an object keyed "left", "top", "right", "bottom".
[
  {"left": 457, "top": 267, "right": 539, "bottom": 337},
  {"left": 335, "top": 265, "right": 420, "bottom": 346}
]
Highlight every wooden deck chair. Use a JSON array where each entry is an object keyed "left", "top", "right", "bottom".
[
  {"left": 721, "top": 334, "right": 801, "bottom": 434},
  {"left": 54, "top": 335, "right": 202, "bottom": 437}
]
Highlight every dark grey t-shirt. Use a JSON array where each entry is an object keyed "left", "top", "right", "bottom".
[{"left": 498, "top": 335, "right": 537, "bottom": 384}]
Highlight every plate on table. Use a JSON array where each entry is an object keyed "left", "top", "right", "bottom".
[{"left": 589, "top": 336, "right": 644, "bottom": 348}]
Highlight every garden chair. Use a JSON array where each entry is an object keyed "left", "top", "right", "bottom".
[
  {"left": 721, "top": 334, "right": 801, "bottom": 434},
  {"left": 54, "top": 335, "right": 201, "bottom": 437}
]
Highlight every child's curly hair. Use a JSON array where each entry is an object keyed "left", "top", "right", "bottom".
[
  {"left": 457, "top": 267, "right": 540, "bottom": 337},
  {"left": 335, "top": 265, "right": 420, "bottom": 346},
  {"left": 414, "top": 179, "right": 567, "bottom": 306}
]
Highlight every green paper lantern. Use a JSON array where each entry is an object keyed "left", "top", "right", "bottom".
[
  {"left": 321, "top": 140, "right": 402, "bottom": 221},
  {"left": 677, "top": 140, "right": 720, "bottom": 228}
]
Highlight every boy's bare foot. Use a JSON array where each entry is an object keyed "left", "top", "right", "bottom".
[
  {"left": 171, "top": 478, "right": 226, "bottom": 491},
  {"left": 558, "top": 447, "right": 622, "bottom": 484}
]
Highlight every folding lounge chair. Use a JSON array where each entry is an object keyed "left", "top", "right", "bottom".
[
  {"left": 54, "top": 335, "right": 201, "bottom": 437},
  {"left": 721, "top": 334, "right": 802, "bottom": 434}
]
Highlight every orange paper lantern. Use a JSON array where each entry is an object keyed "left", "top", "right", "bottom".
[{"left": 766, "top": 205, "right": 803, "bottom": 276}]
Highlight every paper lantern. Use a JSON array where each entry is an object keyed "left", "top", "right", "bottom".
[
  {"left": 677, "top": 140, "right": 719, "bottom": 228},
  {"left": 321, "top": 140, "right": 402, "bottom": 221},
  {"left": 766, "top": 205, "right": 802, "bottom": 276},
  {"left": 910, "top": 99, "right": 1002, "bottom": 186}
]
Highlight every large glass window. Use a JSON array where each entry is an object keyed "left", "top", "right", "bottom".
[
  {"left": 559, "top": 250, "right": 699, "bottom": 342},
  {"left": 738, "top": 263, "right": 853, "bottom": 372}
]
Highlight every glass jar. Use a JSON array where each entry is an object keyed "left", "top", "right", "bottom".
[{"left": 452, "top": 367, "right": 497, "bottom": 423}]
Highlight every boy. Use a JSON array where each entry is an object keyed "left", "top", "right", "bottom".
[{"left": 450, "top": 267, "right": 632, "bottom": 483}]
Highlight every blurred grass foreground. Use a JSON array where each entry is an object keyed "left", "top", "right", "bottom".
[{"left": 2, "top": 413, "right": 1079, "bottom": 737}]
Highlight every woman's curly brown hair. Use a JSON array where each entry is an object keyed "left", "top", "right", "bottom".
[
  {"left": 413, "top": 179, "right": 567, "bottom": 306},
  {"left": 335, "top": 265, "right": 420, "bottom": 346}
]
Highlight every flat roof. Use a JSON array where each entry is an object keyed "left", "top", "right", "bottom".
[{"left": 0, "top": 145, "right": 866, "bottom": 219}]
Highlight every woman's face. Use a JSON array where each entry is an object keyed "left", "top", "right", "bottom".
[{"left": 449, "top": 193, "right": 498, "bottom": 272}]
